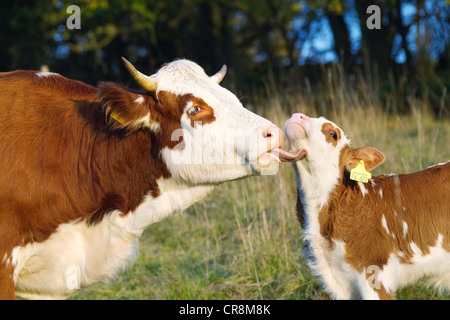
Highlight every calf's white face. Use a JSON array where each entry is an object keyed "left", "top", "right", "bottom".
[
  {"left": 284, "top": 113, "right": 385, "bottom": 184},
  {"left": 284, "top": 113, "right": 349, "bottom": 175}
]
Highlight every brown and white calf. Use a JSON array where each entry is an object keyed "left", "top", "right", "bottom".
[
  {"left": 0, "top": 58, "right": 301, "bottom": 299},
  {"left": 284, "top": 113, "right": 450, "bottom": 300}
]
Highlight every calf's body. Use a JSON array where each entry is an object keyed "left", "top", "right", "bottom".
[{"left": 285, "top": 113, "right": 450, "bottom": 299}]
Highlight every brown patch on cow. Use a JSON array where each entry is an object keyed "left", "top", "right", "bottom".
[
  {"left": 0, "top": 72, "right": 172, "bottom": 253},
  {"left": 186, "top": 96, "right": 216, "bottom": 127},
  {"left": 374, "top": 284, "right": 395, "bottom": 300},
  {"left": 316, "top": 161, "right": 450, "bottom": 275},
  {"left": 321, "top": 122, "right": 341, "bottom": 147},
  {"left": 99, "top": 82, "right": 154, "bottom": 132},
  {"left": 151, "top": 92, "right": 216, "bottom": 149},
  {"left": 0, "top": 259, "right": 15, "bottom": 299},
  {"left": 152, "top": 91, "right": 187, "bottom": 149}
]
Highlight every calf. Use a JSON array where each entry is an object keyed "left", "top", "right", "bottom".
[{"left": 284, "top": 113, "right": 450, "bottom": 300}]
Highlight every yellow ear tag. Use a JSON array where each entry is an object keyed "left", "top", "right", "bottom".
[
  {"left": 350, "top": 160, "right": 372, "bottom": 183},
  {"left": 110, "top": 112, "right": 125, "bottom": 124}
]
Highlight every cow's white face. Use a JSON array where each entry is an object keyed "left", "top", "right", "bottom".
[
  {"left": 101, "top": 59, "right": 300, "bottom": 185},
  {"left": 154, "top": 60, "right": 284, "bottom": 183}
]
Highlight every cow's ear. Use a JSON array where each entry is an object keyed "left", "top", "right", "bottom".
[
  {"left": 98, "top": 82, "right": 159, "bottom": 132},
  {"left": 345, "top": 146, "right": 385, "bottom": 172}
]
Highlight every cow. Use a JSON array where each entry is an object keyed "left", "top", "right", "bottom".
[
  {"left": 284, "top": 112, "right": 450, "bottom": 300},
  {"left": 0, "top": 58, "right": 301, "bottom": 299}
]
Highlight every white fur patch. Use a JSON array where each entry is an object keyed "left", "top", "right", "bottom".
[
  {"left": 402, "top": 220, "right": 408, "bottom": 237},
  {"left": 36, "top": 71, "right": 59, "bottom": 78},
  {"left": 381, "top": 215, "right": 389, "bottom": 235},
  {"left": 358, "top": 182, "right": 368, "bottom": 197},
  {"left": 373, "top": 234, "right": 450, "bottom": 295},
  {"left": 134, "top": 95, "right": 145, "bottom": 104},
  {"left": 129, "top": 112, "right": 160, "bottom": 132}
]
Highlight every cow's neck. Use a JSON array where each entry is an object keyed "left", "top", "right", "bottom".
[
  {"left": 121, "top": 178, "right": 215, "bottom": 235},
  {"left": 89, "top": 130, "right": 215, "bottom": 234},
  {"left": 78, "top": 130, "right": 160, "bottom": 221}
]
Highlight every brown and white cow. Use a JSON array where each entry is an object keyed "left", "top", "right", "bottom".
[
  {"left": 0, "top": 58, "right": 301, "bottom": 299},
  {"left": 284, "top": 113, "right": 450, "bottom": 300}
]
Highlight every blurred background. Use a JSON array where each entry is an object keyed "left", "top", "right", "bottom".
[{"left": 0, "top": 0, "right": 448, "bottom": 114}]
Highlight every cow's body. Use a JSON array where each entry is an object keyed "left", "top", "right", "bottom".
[
  {"left": 0, "top": 60, "right": 296, "bottom": 299},
  {"left": 284, "top": 113, "right": 450, "bottom": 300}
]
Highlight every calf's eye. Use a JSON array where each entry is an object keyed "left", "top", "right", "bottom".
[{"left": 330, "top": 131, "right": 337, "bottom": 140}]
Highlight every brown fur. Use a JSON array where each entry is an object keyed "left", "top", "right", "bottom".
[
  {"left": 321, "top": 123, "right": 341, "bottom": 147},
  {"left": 186, "top": 96, "right": 216, "bottom": 127},
  {"left": 0, "top": 70, "right": 217, "bottom": 297},
  {"left": 318, "top": 156, "right": 450, "bottom": 279}
]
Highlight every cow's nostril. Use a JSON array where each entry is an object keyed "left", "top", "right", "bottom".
[
  {"left": 260, "top": 126, "right": 284, "bottom": 147},
  {"left": 262, "top": 128, "right": 275, "bottom": 139}
]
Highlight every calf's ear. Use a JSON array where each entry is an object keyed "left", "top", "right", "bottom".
[
  {"left": 98, "top": 82, "right": 159, "bottom": 132},
  {"left": 346, "top": 147, "right": 385, "bottom": 172}
]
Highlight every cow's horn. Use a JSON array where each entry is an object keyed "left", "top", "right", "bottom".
[
  {"left": 121, "top": 57, "right": 158, "bottom": 91},
  {"left": 210, "top": 65, "right": 227, "bottom": 84}
]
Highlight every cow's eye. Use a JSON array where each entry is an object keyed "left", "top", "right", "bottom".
[
  {"left": 329, "top": 131, "right": 337, "bottom": 140},
  {"left": 188, "top": 106, "right": 201, "bottom": 116}
]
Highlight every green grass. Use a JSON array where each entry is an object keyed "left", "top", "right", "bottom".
[{"left": 71, "top": 77, "right": 449, "bottom": 300}]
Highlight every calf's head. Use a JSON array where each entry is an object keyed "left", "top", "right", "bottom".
[
  {"left": 100, "top": 58, "right": 301, "bottom": 185},
  {"left": 284, "top": 113, "right": 385, "bottom": 181}
]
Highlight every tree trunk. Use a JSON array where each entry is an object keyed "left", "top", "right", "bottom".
[
  {"left": 326, "top": 9, "right": 354, "bottom": 71},
  {"left": 354, "top": 0, "right": 397, "bottom": 79}
]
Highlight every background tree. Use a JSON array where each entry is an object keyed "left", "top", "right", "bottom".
[{"left": 0, "top": 0, "right": 448, "bottom": 112}]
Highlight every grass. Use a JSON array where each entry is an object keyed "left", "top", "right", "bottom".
[{"left": 71, "top": 71, "right": 449, "bottom": 300}]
